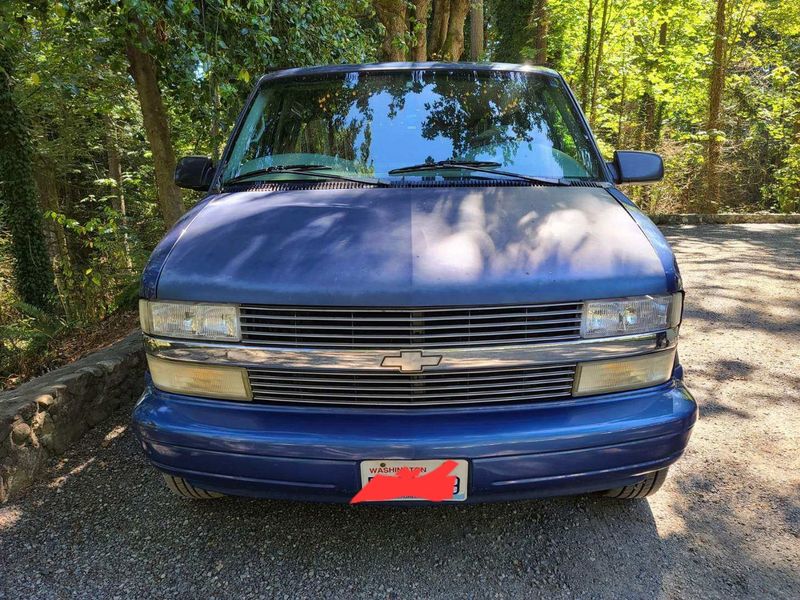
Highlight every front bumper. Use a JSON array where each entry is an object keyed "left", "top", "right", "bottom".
[{"left": 132, "top": 371, "right": 697, "bottom": 503}]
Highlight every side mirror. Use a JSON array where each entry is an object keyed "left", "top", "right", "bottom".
[
  {"left": 174, "top": 156, "right": 215, "bottom": 191},
  {"left": 607, "top": 150, "right": 664, "bottom": 185}
]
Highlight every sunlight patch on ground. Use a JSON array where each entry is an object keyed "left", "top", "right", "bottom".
[
  {"left": 0, "top": 506, "right": 23, "bottom": 531},
  {"left": 48, "top": 457, "right": 96, "bottom": 490},
  {"left": 649, "top": 494, "right": 689, "bottom": 538},
  {"left": 102, "top": 424, "right": 127, "bottom": 447}
]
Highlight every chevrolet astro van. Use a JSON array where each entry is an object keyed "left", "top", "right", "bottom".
[{"left": 132, "top": 63, "right": 697, "bottom": 503}]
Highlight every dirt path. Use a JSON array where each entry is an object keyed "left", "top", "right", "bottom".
[{"left": 0, "top": 224, "right": 798, "bottom": 599}]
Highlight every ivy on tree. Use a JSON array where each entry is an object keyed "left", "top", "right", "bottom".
[{"left": 0, "top": 46, "right": 55, "bottom": 311}]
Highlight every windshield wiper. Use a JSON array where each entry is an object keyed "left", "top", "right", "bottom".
[
  {"left": 388, "top": 160, "right": 567, "bottom": 185},
  {"left": 224, "top": 164, "right": 387, "bottom": 187}
]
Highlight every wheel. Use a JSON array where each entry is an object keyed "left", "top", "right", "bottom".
[
  {"left": 162, "top": 474, "right": 224, "bottom": 499},
  {"left": 601, "top": 468, "right": 669, "bottom": 499}
]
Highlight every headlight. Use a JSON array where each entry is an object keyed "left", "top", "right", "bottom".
[
  {"left": 147, "top": 355, "right": 252, "bottom": 401},
  {"left": 581, "top": 293, "right": 682, "bottom": 338},
  {"left": 573, "top": 349, "right": 676, "bottom": 396},
  {"left": 139, "top": 300, "right": 240, "bottom": 341}
]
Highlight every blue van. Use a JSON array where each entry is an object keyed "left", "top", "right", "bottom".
[{"left": 132, "top": 63, "right": 697, "bottom": 503}]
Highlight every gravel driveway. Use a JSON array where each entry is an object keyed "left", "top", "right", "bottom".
[{"left": 1, "top": 224, "right": 798, "bottom": 600}]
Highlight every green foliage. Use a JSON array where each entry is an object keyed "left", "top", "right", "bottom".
[
  {"left": 3, "top": 0, "right": 378, "bottom": 320},
  {"left": 0, "top": 46, "right": 57, "bottom": 310},
  {"left": 768, "top": 144, "right": 800, "bottom": 212},
  {"left": 486, "top": 0, "right": 799, "bottom": 214},
  {"left": 46, "top": 205, "right": 146, "bottom": 322},
  {"left": 0, "top": 295, "right": 67, "bottom": 386},
  {"left": 0, "top": 0, "right": 380, "bottom": 386},
  {"left": 77, "top": 0, "right": 379, "bottom": 162},
  {"left": 489, "top": 0, "right": 535, "bottom": 62}
]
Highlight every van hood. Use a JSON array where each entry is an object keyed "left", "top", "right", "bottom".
[{"left": 152, "top": 185, "right": 670, "bottom": 306}]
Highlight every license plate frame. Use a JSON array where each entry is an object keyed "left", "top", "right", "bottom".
[{"left": 358, "top": 459, "right": 468, "bottom": 502}]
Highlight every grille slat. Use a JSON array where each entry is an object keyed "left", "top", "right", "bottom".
[
  {"left": 237, "top": 335, "right": 581, "bottom": 349},
  {"left": 245, "top": 391, "right": 573, "bottom": 407},
  {"left": 240, "top": 303, "right": 583, "bottom": 349},
  {"left": 247, "top": 364, "right": 576, "bottom": 407},
  {"left": 249, "top": 378, "right": 575, "bottom": 393},
  {"left": 239, "top": 326, "right": 580, "bottom": 341},
  {"left": 240, "top": 318, "right": 582, "bottom": 331},
  {"left": 248, "top": 369, "right": 576, "bottom": 384},
  {"left": 248, "top": 386, "right": 574, "bottom": 400},
  {"left": 242, "top": 306, "right": 575, "bottom": 323}
]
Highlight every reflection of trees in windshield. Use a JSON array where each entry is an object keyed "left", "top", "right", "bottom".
[
  {"left": 418, "top": 72, "right": 554, "bottom": 164},
  {"left": 236, "top": 71, "right": 600, "bottom": 178}
]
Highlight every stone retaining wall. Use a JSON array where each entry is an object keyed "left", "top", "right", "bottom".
[
  {"left": 0, "top": 332, "right": 144, "bottom": 502},
  {"left": 652, "top": 213, "right": 800, "bottom": 225}
]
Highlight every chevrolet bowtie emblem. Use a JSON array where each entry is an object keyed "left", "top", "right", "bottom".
[{"left": 381, "top": 351, "right": 443, "bottom": 373}]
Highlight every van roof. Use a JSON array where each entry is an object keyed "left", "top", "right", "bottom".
[{"left": 257, "top": 62, "right": 561, "bottom": 85}]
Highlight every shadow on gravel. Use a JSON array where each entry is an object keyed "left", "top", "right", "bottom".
[
  {"left": 664, "top": 224, "right": 800, "bottom": 267},
  {"left": 0, "top": 405, "right": 796, "bottom": 599},
  {"left": 662, "top": 469, "right": 800, "bottom": 599},
  {"left": 0, "top": 407, "right": 673, "bottom": 599},
  {"left": 664, "top": 225, "right": 800, "bottom": 340},
  {"left": 665, "top": 225, "right": 800, "bottom": 429}
]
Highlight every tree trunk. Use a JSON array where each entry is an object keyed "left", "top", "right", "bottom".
[
  {"left": 579, "top": 0, "right": 595, "bottom": 107},
  {"left": 441, "top": 0, "right": 470, "bottom": 60},
  {"left": 651, "top": 22, "right": 669, "bottom": 147},
  {"left": 410, "top": 0, "right": 431, "bottom": 60},
  {"left": 374, "top": 0, "right": 408, "bottom": 61},
  {"left": 617, "top": 70, "right": 627, "bottom": 147},
  {"left": 430, "top": 0, "right": 451, "bottom": 59},
  {"left": 636, "top": 18, "right": 668, "bottom": 151},
  {"left": 125, "top": 25, "right": 184, "bottom": 229},
  {"left": 653, "top": 101, "right": 666, "bottom": 147},
  {"left": 0, "top": 47, "right": 56, "bottom": 310},
  {"left": 705, "top": 0, "right": 726, "bottom": 213},
  {"left": 532, "top": 0, "right": 549, "bottom": 65},
  {"left": 589, "top": 0, "right": 610, "bottom": 125},
  {"left": 209, "top": 80, "right": 222, "bottom": 161},
  {"left": 639, "top": 92, "right": 655, "bottom": 148},
  {"left": 34, "top": 167, "right": 72, "bottom": 317},
  {"left": 106, "top": 122, "right": 125, "bottom": 217},
  {"left": 105, "top": 118, "right": 133, "bottom": 269},
  {"left": 470, "top": 0, "right": 484, "bottom": 61}
]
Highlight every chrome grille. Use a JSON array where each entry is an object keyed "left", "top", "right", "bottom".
[
  {"left": 247, "top": 364, "right": 576, "bottom": 407},
  {"left": 239, "top": 303, "right": 583, "bottom": 348}
]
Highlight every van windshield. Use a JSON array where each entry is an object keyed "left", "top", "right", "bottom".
[{"left": 222, "top": 69, "right": 604, "bottom": 184}]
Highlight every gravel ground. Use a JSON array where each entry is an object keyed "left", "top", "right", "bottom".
[{"left": 1, "top": 224, "right": 798, "bottom": 600}]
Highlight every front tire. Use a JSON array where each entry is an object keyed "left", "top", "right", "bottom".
[
  {"left": 601, "top": 468, "right": 669, "bottom": 499},
  {"left": 162, "top": 474, "right": 224, "bottom": 499}
]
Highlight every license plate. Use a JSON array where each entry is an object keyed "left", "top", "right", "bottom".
[{"left": 358, "top": 459, "right": 468, "bottom": 502}]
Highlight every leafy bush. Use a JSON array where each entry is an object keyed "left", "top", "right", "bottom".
[
  {"left": 0, "top": 300, "right": 68, "bottom": 386},
  {"left": 0, "top": 225, "right": 139, "bottom": 388},
  {"left": 45, "top": 206, "right": 146, "bottom": 324}
]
